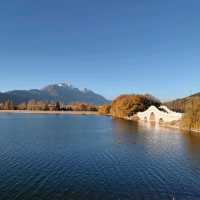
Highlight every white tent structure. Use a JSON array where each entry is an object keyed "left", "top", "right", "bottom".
[{"left": 137, "top": 105, "right": 182, "bottom": 123}]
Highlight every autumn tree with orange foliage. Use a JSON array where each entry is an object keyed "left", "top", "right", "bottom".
[
  {"left": 98, "top": 104, "right": 111, "bottom": 115},
  {"left": 111, "top": 94, "right": 160, "bottom": 118},
  {"left": 66, "top": 103, "right": 98, "bottom": 112}
]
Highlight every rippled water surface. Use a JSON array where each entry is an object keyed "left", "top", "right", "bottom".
[{"left": 0, "top": 113, "right": 200, "bottom": 200}]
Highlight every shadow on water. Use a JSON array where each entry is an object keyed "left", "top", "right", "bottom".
[
  {"left": 181, "top": 131, "right": 200, "bottom": 167},
  {"left": 111, "top": 118, "right": 140, "bottom": 144}
]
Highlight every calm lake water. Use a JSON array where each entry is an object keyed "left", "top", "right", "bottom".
[{"left": 0, "top": 114, "right": 200, "bottom": 200}]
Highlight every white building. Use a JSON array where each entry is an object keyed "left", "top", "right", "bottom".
[{"left": 137, "top": 105, "right": 182, "bottom": 123}]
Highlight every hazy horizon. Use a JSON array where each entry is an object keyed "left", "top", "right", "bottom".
[{"left": 1, "top": 0, "right": 200, "bottom": 100}]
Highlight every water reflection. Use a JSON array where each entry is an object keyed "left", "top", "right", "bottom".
[
  {"left": 182, "top": 133, "right": 200, "bottom": 168},
  {"left": 111, "top": 118, "right": 200, "bottom": 199},
  {"left": 112, "top": 118, "right": 200, "bottom": 165}
]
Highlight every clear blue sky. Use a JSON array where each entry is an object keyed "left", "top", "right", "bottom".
[{"left": 0, "top": 0, "right": 200, "bottom": 100}]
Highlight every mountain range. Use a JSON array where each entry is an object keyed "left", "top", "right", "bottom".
[
  {"left": 0, "top": 82, "right": 199, "bottom": 109},
  {"left": 0, "top": 83, "right": 109, "bottom": 105}
]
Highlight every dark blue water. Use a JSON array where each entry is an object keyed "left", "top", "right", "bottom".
[{"left": 0, "top": 113, "right": 200, "bottom": 200}]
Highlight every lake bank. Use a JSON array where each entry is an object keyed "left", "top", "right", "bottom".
[
  {"left": 124, "top": 115, "right": 200, "bottom": 134},
  {"left": 0, "top": 109, "right": 199, "bottom": 134},
  {"left": 160, "top": 121, "right": 200, "bottom": 134},
  {"left": 0, "top": 110, "right": 100, "bottom": 116}
]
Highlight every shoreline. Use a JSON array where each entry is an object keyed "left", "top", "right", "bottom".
[
  {"left": 125, "top": 116, "right": 200, "bottom": 134},
  {"left": 0, "top": 110, "right": 100, "bottom": 116},
  {"left": 0, "top": 110, "right": 199, "bottom": 134},
  {"left": 156, "top": 121, "right": 200, "bottom": 134},
  {"left": 160, "top": 122, "right": 200, "bottom": 134}
]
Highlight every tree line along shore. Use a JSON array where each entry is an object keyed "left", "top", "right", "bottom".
[{"left": 0, "top": 94, "right": 199, "bottom": 133}]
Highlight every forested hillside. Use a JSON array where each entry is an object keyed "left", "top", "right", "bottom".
[{"left": 165, "top": 92, "right": 200, "bottom": 113}]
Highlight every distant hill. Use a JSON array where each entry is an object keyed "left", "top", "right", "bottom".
[
  {"left": 0, "top": 83, "right": 109, "bottom": 105},
  {"left": 164, "top": 92, "right": 200, "bottom": 113}
]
